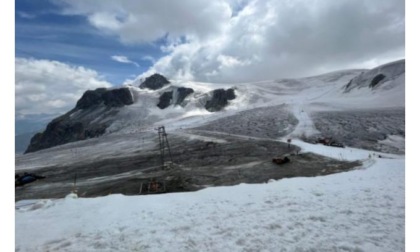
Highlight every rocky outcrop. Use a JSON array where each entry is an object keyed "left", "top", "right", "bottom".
[
  {"left": 175, "top": 87, "right": 194, "bottom": 105},
  {"left": 157, "top": 87, "right": 194, "bottom": 109},
  {"left": 345, "top": 79, "right": 352, "bottom": 90},
  {"left": 25, "top": 87, "right": 133, "bottom": 153},
  {"left": 76, "top": 88, "right": 133, "bottom": 109},
  {"left": 344, "top": 59, "right": 404, "bottom": 92},
  {"left": 157, "top": 92, "right": 173, "bottom": 109},
  {"left": 226, "top": 88, "right": 235, "bottom": 100},
  {"left": 102, "top": 88, "right": 133, "bottom": 107},
  {"left": 205, "top": 88, "right": 236, "bottom": 112},
  {"left": 369, "top": 74, "right": 386, "bottom": 88},
  {"left": 76, "top": 88, "right": 107, "bottom": 109},
  {"left": 156, "top": 86, "right": 237, "bottom": 112},
  {"left": 140, "top": 73, "right": 170, "bottom": 90},
  {"left": 25, "top": 115, "right": 107, "bottom": 153}
]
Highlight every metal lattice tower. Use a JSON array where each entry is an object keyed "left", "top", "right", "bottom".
[{"left": 156, "top": 126, "right": 173, "bottom": 170}]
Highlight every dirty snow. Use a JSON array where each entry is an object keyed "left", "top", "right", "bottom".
[
  {"left": 15, "top": 141, "right": 404, "bottom": 252},
  {"left": 378, "top": 135, "right": 405, "bottom": 152}
]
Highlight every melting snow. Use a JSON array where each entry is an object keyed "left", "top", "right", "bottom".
[{"left": 15, "top": 141, "right": 404, "bottom": 252}]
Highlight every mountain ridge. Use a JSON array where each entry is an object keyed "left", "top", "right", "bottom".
[{"left": 24, "top": 59, "right": 405, "bottom": 153}]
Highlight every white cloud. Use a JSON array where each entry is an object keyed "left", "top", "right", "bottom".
[
  {"left": 111, "top": 55, "right": 139, "bottom": 67},
  {"left": 17, "top": 11, "right": 36, "bottom": 19},
  {"left": 55, "top": 0, "right": 232, "bottom": 43},
  {"left": 54, "top": 0, "right": 405, "bottom": 83},
  {"left": 217, "top": 55, "right": 251, "bottom": 68},
  {"left": 15, "top": 58, "right": 112, "bottom": 117},
  {"left": 141, "top": 55, "right": 155, "bottom": 64},
  {"left": 89, "top": 12, "right": 124, "bottom": 31}
]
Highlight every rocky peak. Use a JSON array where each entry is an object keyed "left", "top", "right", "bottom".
[
  {"left": 140, "top": 73, "right": 170, "bottom": 90},
  {"left": 25, "top": 87, "right": 134, "bottom": 153}
]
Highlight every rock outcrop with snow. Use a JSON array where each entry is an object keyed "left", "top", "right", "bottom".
[
  {"left": 205, "top": 88, "right": 236, "bottom": 112},
  {"left": 76, "top": 88, "right": 134, "bottom": 109},
  {"left": 25, "top": 87, "right": 134, "bottom": 153},
  {"left": 139, "top": 73, "right": 170, "bottom": 90},
  {"left": 344, "top": 59, "right": 405, "bottom": 92},
  {"left": 157, "top": 87, "right": 194, "bottom": 109}
]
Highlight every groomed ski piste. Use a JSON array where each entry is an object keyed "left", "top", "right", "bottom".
[{"left": 15, "top": 61, "right": 405, "bottom": 251}]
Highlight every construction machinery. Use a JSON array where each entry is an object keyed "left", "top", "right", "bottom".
[{"left": 272, "top": 156, "right": 290, "bottom": 165}]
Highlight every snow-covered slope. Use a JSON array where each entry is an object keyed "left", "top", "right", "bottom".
[
  {"left": 111, "top": 59, "right": 404, "bottom": 134},
  {"left": 345, "top": 59, "right": 405, "bottom": 92}
]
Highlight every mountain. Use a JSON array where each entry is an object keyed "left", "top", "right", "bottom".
[
  {"left": 25, "top": 75, "right": 239, "bottom": 153},
  {"left": 16, "top": 59, "right": 404, "bottom": 200},
  {"left": 24, "top": 87, "right": 135, "bottom": 153},
  {"left": 26, "top": 60, "right": 404, "bottom": 154}
]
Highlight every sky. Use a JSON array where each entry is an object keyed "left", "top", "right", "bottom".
[{"left": 14, "top": 0, "right": 405, "bottom": 119}]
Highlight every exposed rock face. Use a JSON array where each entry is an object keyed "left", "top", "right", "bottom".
[
  {"left": 174, "top": 87, "right": 194, "bottom": 105},
  {"left": 157, "top": 87, "right": 194, "bottom": 109},
  {"left": 157, "top": 92, "right": 173, "bottom": 109},
  {"left": 226, "top": 88, "right": 236, "bottom": 100},
  {"left": 25, "top": 115, "right": 108, "bottom": 153},
  {"left": 369, "top": 74, "right": 386, "bottom": 88},
  {"left": 102, "top": 88, "right": 133, "bottom": 107},
  {"left": 140, "top": 73, "right": 170, "bottom": 90},
  {"left": 76, "top": 88, "right": 133, "bottom": 109},
  {"left": 25, "top": 87, "right": 133, "bottom": 153},
  {"left": 76, "top": 88, "right": 107, "bottom": 109},
  {"left": 344, "top": 59, "right": 404, "bottom": 93},
  {"left": 205, "top": 88, "right": 236, "bottom": 112},
  {"left": 345, "top": 79, "right": 352, "bottom": 90}
]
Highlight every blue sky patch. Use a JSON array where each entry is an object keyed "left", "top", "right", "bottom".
[{"left": 16, "top": 0, "right": 165, "bottom": 85}]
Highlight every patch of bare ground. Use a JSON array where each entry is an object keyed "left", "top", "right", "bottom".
[{"left": 16, "top": 130, "right": 361, "bottom": 201}]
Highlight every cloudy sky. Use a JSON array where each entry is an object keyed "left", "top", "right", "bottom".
[{"left": 15, "top": 0, "right": 405, "bottom": 118}]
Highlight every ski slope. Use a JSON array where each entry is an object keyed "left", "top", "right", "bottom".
[
  {"left": 15, "top": 141, "right": 404, "bottom": 252},
  {"left": 287, "top": 105, "right": 320, "bottom": 138}
]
